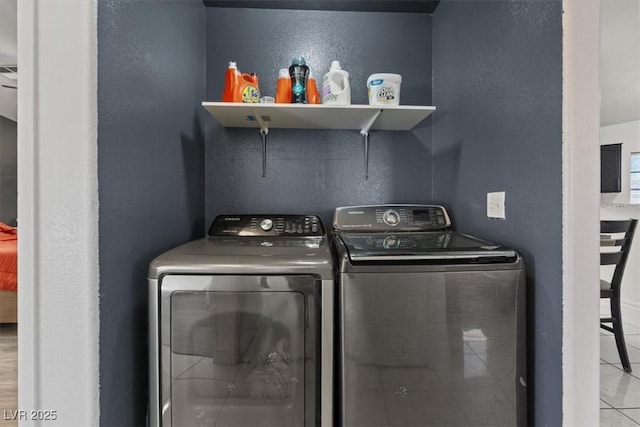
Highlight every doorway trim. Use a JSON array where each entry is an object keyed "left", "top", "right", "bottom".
[
  {"left": 562, "top": 1, "right": 601, "bottom": 425},
  {"left": 17, "top": 0, "right": 99, "bottom": 424}
]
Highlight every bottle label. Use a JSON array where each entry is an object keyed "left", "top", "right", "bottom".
[
  {"left": 292, "top": 81, "right": 304, "bottom": 96},
  {"left": 322, "top": 85, "right": 339, "bottom": 104},
  {"left": 376, "top": 86, "right": 396, "bottom": 102},
  {"left": 242, "top": 85, "right": 260, "bottom": 103}
]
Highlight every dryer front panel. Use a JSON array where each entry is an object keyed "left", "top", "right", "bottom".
[{"left": 158, "top": 275, "right": 319, "bottom": 427}]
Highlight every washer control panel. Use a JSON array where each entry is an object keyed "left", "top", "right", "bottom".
[
  {"left": 209, "top": 214, "right": 324, "bottom": 237},
  {"left": 341, "top": 232, "right": 451, "bottom": 251},
  {"left": 333, "top": 204, "right": 451, "bottom": 232}
]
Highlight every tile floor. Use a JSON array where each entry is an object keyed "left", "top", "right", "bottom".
[
  {"left": 600, "top": 322, "right": 640, "bottom": 426},
  {"left": 1, "top": 321, "right": 640, "bottom": 426}
]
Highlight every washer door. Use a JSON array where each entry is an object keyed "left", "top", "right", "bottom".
[{"left": 159, "top": 275, "right": 319, "bottom": 427}]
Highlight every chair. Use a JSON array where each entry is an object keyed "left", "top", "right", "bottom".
[{"left": 600, "top": 219, "right": 637, "bottom": 373}]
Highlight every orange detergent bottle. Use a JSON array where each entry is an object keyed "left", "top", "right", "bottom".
[
  {"left": 222, "top": 61, "right": 239, "bottom": 102},
  {"left": 307, "top": 72, "right": 319, "bottom": 104},
  {"left": 222, "top": 61, "right": 261, "bottom": 103},
  {"left": 237, "top": 72, "right": 261, "bottom": 103},
  {"left": 275, "top": 68, "right": 292, "bottom": 103}
]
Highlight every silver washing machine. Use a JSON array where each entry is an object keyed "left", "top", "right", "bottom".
[
  {"left": 149, "top": 215, "right": 334, "bottom": 427},
  {"left": 332, "top": 204, "right": 526, "bottom": 427}
]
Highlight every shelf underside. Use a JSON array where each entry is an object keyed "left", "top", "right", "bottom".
[{"left": 202, "top": 102, "right": 435, "bottom": 132}]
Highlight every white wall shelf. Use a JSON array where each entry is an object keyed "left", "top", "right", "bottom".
[
  {"left": 202, "top": 102, "right": 435, "bottom": 132},
  {"left": 202, "top": 102, "right": 436, "bottom": 178}
]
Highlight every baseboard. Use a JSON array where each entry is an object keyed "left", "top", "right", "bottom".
[{"left": 622, "top": 299, "right": 640, "bottom": 330}]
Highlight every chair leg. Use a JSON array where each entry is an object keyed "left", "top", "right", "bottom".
[{"left": 610, "top": 295, "right": 632, "bottom": 373}]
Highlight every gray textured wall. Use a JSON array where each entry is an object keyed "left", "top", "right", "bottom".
[
  {"left": 96, "top": 2, "right": 565, "bottom": 424},
  {"left": 0, "top": 116, "right": 17, "bottom": 225},
  {"left": 432, "top": 1, "right": 563, "bottom": 425},
  {"left": 205, "top": 8, "right": 434, "bottom": 225},
  {"left": 97, "top": 1, "right": 206, "bottom": 425}
]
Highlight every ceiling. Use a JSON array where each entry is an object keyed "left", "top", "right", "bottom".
[
  {"left": 600, "top": 0, "right": 640, "bottom": 127},
  {"left": 0, "top": 1, "right": 637, "bottom": 126}
]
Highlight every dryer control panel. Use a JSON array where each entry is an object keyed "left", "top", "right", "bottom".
[
  {"left": 333, "top": 204, "right": 451, "bottom": 232},
  {"left": 209, "top": 214, "right": 324, "bottom": 237}
]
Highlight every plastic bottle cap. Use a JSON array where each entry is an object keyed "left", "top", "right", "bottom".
[
  {"left": 291, "top": 57, "right": 307, "bottom": 66},
  {"left": 228, "top": 61, "right": 237, "bottom": 68},
  {"left": 278, "top": 68, "right": 289, "bottom": 78},
  {"left": 330, "top": 60, "right": 342, "bottom": 71}
]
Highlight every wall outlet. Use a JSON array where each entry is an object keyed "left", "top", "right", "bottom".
[{"left": 487, "top": 191, "right": 506, "bottom": 219}]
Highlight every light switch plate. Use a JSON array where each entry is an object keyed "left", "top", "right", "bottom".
[{"left": 487, "top": 191, "right": 506, "bottom": 219}]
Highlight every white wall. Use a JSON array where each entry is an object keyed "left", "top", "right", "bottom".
[
  {"left": 562, "top": 1, "right": 601, "bottom": 425},
  {"left": 17, "top": 0, "right": 99, "bottom": 425},
  {"left": 601, "top": 119, "right": 640, "bottom": 328}
]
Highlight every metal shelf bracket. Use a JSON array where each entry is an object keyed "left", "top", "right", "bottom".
[
  {"left": 253, "top": 109, "right": 269, "bottom": 177},
  {"left": 360, "top": 109, "right": 383, "bottom": 180}
]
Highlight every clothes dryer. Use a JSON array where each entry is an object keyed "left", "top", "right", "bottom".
[
  {"left": 149, "top": 214, "right": 334, "bottom": 427},
  {"left": 332, "top": 204, "right": 526, "bottom": 427}
]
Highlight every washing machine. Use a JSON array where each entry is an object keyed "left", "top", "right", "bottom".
[
  {"left": 332, "top": 204, "right": 526, "bottom": 427},
  {"left": 148, "top": 214, "right": 334, "bottom": 427}
]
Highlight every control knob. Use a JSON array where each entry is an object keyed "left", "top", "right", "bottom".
[
  {"left": 260, "top": 218, "right": 273, "bottom": 232},
  {"left": 383, "top": 236, "right": 400, "bottom": 249},
  {"left": 383, "top": 209, "right": 400, "bottom": 226}
]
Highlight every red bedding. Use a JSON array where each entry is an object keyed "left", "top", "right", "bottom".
[{"left": 0, "top": 222, "right": 17, "bottom": 292}]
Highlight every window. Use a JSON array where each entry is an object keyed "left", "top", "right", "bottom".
[{"left": 631, "top": 152, "right": 640, "bottom": 204}]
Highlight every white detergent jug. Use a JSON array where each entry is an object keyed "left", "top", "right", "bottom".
[{"left": 322, "top": 61, "right": 351, "bottom": 105}]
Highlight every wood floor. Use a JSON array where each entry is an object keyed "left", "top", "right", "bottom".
[{"left": 0, "top": 324, "right": 17, "bottom": 427}]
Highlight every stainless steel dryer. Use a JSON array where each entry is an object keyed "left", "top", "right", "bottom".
[
  {"left": 149, "top": 215, "right": 334, "bottom": 427},
  {"left": 332, "top": 204, "right": 526, "bottom": 427}
]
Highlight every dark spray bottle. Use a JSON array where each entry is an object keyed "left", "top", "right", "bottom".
[{"left": 289, "top": 57, "right": 310, "bottom": 103}]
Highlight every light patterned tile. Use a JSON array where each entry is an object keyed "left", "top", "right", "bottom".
[
  {"left": 609, "top": 364, "right": 640, "bottom": 380},
  {"left": 600, "top": 409, "right": 640, "bottom": 427},
  {"left": 601, "top": 364, "right": 640, "bottom": 408},
  {"left": 626, "top": 335, "right": 640, "bottom": 350},
  {"left": 601, "top": 335, "right": 640, "bottom": 364},
  {"left": 623, "top": 324, "right": 640, "bottom": 335},
  {"left": 619, "top": 409, "right": 640, "bottom": 424}
]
